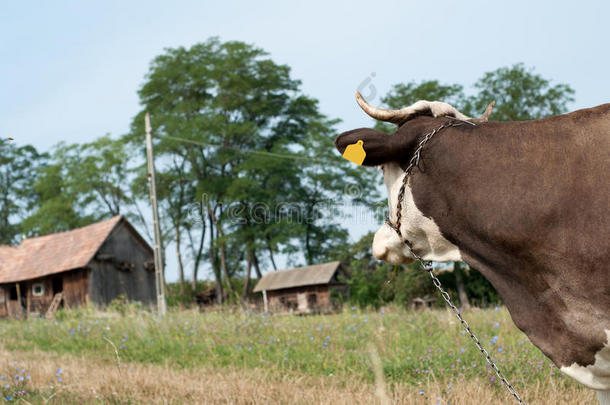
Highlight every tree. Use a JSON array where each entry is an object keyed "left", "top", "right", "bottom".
[
  {"left": 127, "top": 38, "right": 376, "bottom": 302},
  {"left": 468, "top": 63, "right": 575, "bottom": 121},
  {"left": 0, "top": 140, "right": 44, "bottom": 243},
  {"left": 21, "top": 163, "right": 92, "bottom": 236},
  {"left": 22, "top": 136, "right": 138, "bottom": 236}
]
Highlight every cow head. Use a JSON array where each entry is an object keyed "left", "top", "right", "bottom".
[{"left": 335, "top": 92, "right": 493, "bottom": 265}]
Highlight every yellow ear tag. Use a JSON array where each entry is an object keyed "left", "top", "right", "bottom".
[{"left": 342, "top": 140, "right": 366, "bottom": 165}]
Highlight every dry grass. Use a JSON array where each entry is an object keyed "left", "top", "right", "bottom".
[{"left": 0, "top": 347, "right": 596, "bottom": 404}]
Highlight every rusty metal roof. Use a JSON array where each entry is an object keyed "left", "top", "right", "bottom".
[
  {"left": 0, "top": 216, "right": 125, "bottom": 283},
  {"left": 253, "top": 261, "right": 343, "bottom": 292}
]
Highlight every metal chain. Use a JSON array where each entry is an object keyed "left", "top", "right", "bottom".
[{"left": 386, "top": 119, "right": 526, "bottom": 404}]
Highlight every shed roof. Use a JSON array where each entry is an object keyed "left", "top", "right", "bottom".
[
  {"left": 253, "top": 261, "right": 344, "bottom": 292},
  {"left": 0, "top": 216, "right": 148, "bottom": 284}
]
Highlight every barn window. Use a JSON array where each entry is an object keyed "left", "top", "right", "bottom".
[{"left": 32, "top": 283, "right": 44, "bottom": 296}]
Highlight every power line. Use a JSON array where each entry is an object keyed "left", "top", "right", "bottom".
[{"left": 163, "top": 135, "right": 335, "bottom": 165}]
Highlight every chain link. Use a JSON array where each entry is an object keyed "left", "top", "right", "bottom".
[{"left": 386, "top": 119, "right": 526, "bottom": 404}]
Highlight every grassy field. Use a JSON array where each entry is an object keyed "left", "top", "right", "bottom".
[{"left": 0, "top": 306, "right": 595, "bottom": 404}]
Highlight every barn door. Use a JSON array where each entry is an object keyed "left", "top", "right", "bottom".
[{"left": 51, "top": 277, "right": 64, "bottom": 309}]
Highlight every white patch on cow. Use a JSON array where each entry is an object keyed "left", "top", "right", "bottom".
[
  {"left": 400, "top": 100, "right": 472, "bottom": 122},
  {"left": 597, "top": 389, "right": 610, "bottom": 405},
  {"left": 560, "top": 330, "right": 610, "bottom": 391},
  {"left": 372, "top": 162, "right": 462, "bottom": 264}
]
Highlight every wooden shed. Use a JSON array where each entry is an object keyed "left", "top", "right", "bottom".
[
  {"left": 253, "top": 261, "right": 348, "bottom": 314},
  {"left": 0, "top": 216, "right": 156, "bottom": 318}
]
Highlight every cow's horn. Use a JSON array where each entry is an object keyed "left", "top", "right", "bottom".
[
  {"left": 470, "top": 101, "right": 495, "bottom": 123},
  {"left": 355, "top": 91, "right": 412, "bottom": 124}
]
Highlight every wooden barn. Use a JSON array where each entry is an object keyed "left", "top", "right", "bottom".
[
  {"left": 253, "top": 261, "right": 348, "bottom": 314},
  {"left": 0, "top": 216, "right": 156, "bottom": 318}
]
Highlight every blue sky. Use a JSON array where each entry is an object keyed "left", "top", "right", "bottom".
[{"left": 1, "top": 0, "right": 608, "bottom": 280}]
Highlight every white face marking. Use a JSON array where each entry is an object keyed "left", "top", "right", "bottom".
[
  {"left": 560, "top": 330, "right": 610, "bottom": 391},
  {"left": 372, "top": 162, "right": 462, "bottom": 264}
]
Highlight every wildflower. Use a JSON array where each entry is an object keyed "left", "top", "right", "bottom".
[
  {"left": 494, "top": 306, "right": 499, "bottom": 311},
  {"left": 248, "top": 346, "right": 252, "bottom": 351},
  {"left": 490, "top": 376, "right": 496, "bottom": 382},
  {"left": 56, "top": 368, "right": 62, "bottom": 375},
  {"left": 459, "top": 348, "right": 465, "bottom": 353},
  {"left": 309, "top": 337, "right": 314, "bottom": 341},
  {"left": 5, "top": 395, "right": 12, "bottom": 401},
  {"left": 494, "top": 322, "right": 499, "bottom": 328},
  {"left": 498, "top": 347, "right": 503, "bottom": 352},
  {"left": 18, "top": 376, "right": 23, "bottom": 381},
  {"left": 58, "top": 377, "right": 63, "bottom": 383},
  {"left": 418, "top": 390, "right": 425, "bottom": 395}
]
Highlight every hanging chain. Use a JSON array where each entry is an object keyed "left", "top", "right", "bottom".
[{"left": 385, "top": 119, "right": 526, "bottom": 404}]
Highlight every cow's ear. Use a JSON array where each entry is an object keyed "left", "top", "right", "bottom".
[{"left": 335, "top": 128, "right": 397, "bottom": 166}]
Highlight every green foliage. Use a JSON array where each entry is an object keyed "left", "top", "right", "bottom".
[
  {"left": 21, "top": 135, "right": 135, "bottom": 236},
  {"left": 126, "top": 37, "right": 378, "bottom": 296},
  {"left": 469, "top": 63, "right": 575, "bottom": 121},
  {"left": 377, "top": 63, "right": 575, "bottom": 126},
  {"left": 0, "top": 140, "right": 45, "bottom": 244}
]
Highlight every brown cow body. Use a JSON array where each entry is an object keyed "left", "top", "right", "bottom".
[{"left": 335, "top": 100, "right": 610, "bottom": 398}]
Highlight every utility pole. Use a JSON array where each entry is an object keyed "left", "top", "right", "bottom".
[{"left": 145, "top": 112, "right": 167, "bottom": 315}]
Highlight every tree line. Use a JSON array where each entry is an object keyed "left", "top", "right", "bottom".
[{"left": 0, "top": 37, "right": 575, "bottom": 307}]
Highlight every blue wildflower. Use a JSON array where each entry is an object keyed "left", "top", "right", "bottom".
[
  {"left": 418, "top": 390, "right": 425, "bottom": 395},
  {"left": 494, "top": 322, "right": 499, "bottom": 328}
]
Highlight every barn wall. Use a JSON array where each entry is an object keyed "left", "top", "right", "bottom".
[
  {"left": 62, "top": 269, "right": 89, "bottom": 307},
  {"left": 24, "top": 278, "right": 53, "bottom": 314},
  {"left": 0, "top": 286, "right": 7, "bottom": 317},
  {"left": 267, "top": 284, "right": 344, "bottom": 313},
  {"left": 0, "top": 269, "right": 91, "bottom": 317},
  {"left": 89, "top": 222, "right": 156, "bottom": 307}
]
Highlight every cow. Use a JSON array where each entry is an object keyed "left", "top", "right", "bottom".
[{"left": 335, "top": 92, "right": 610, "bottom": 403}]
